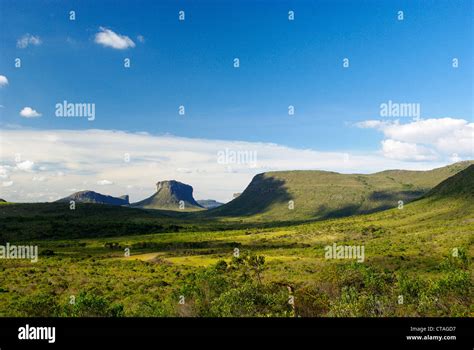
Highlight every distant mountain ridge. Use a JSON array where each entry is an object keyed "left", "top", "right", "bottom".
[
  {"left": 131, "top": 180, "right": 204, "bottom": 211},
  {"left": 1, "top": 161, "right": 473, "bottom": 241},
  {"left": 31, "top": 161, "right": 474, "bottom": 219},
  {"left": 197, "top": 199, "right": 224, "bottom": 209},
  {"left": 207, "top": 160, "right": 474, "bottom": 221},
  {"left": 56, "top": 191, "right": 129, "bottom": 206}
]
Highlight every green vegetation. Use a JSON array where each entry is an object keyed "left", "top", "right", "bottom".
[
  {"left": 207, "top": 160, "right": 474, "bottom": 221},
  {"left": 1, "top": 161, "right": 472, "bottom": 242},
  {"left": 0, "top": 202, "right": 188, "bottom": 241},
  {"left": 0, "top": 165, "right": 472, "bottom": 317}
]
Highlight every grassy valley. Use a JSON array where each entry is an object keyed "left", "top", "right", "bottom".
[{"left": 0, "top": 164, "right": 472, "bottom": 317}]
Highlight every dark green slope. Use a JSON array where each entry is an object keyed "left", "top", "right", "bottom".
[
  {"left": 424, "top": 164, "right": 474, "bottom": 198},
  {"left": 208, "top": 161, "right": 474, "bottom": 221},
  {"left": 0, "top": 202, "right": 186, "bottom": 241}
]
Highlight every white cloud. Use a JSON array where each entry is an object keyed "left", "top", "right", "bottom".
[
  {"left": 17, "top": 34, "right": 42, "bottom": 48},
  {"left": 382, "top": 118, "right": 469, "bottom": 144},
  {"left": 2, "top": 181, "right": 13, "bottom": 187},
  {"left": 0, "top": 75, "right": 8, "bottom": 87},
  {"left": 94, "top": 27, "right": 135, "bottom": 49},
  {"left": 0, "top": 129, "right": 458, "bottom": 203},
  {"left": 137, "top": 35, "right": 145, "bottom": 43},
  {"left": 16, "top": 160, "right": 35, "bottom": 172},
  {"left": 357, "top": 118, "right": 473, "bottom": 160},
  {"left": 381, "top": 139, "right": 437, "bottom": 161},
  {"left": 435, "top": 123, "right": 474, "bottom": 155},
  {"left": 20, "top": 107, "right": 42, "bottom": 118},
  {"left": 97, "top": 179, "right": 113, "bottom": 185},
  {"left": 0, "top": 166, "right": 9, "bottom": 179}
]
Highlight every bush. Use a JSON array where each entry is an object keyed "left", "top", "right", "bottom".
[
  {"left": 62, "top": 291, "right": 124, "bottom": 317},
  {"left": 173, "top": 253, "right": 292, "bottom": 317},
  {"left": 12, "top": 292, "right": 61, "bottom": 317}
]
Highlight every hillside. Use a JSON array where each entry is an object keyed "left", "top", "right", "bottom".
[
  {"left": 2, "top": 160, "right": 471, "bottom": 317},
  {"left": 208, "top": 161, "right": 474, "bottom": 221},
  {"left": 424, "top": 164, "right": 474, "bottom": 198},
  {"left": 1, "top": 162, "right": 472, "bottom": 242},
  {"left": 131, "top": 180, "right": 204, "bottom": 211},
  {"left": 56, "top": 190, "right": 129, "bottom": 206}
]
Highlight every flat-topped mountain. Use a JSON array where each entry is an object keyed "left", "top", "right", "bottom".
[
  {"left": 131, "top": 180, "right": 204, "bottom": 211},
  {"left": 208, "top": 160, "right": 474, "bottom": 221},
  {"left": 197, "top": 199, "right": 224, "bottom": 209},
  {"left": 56, "top": 191, "right": 129, "bottom": 206}
]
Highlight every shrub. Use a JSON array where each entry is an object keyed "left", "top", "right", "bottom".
[{"left": 62, "top": 291, "right": 124, "bottom": 317}]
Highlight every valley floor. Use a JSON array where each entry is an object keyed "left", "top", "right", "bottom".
[{"left": 0, "top": 196, "right": 472, "bottom": 317}]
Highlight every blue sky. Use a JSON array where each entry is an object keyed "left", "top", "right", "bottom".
[
  {"left": 1, "top": 0, "right": 472, "bottom": 149},
  {"left": 0, "top": 0, "right": 472, "bottom": 202}
]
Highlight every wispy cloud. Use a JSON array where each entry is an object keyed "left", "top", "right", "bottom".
[
  {"left": 97, "top": 179, "right": 113, "bottom": 185},
  {"left": 0, "top": 128, "right": 456, "bottom": 203},
  {"left": 94, "top": 27, "right": 135, "bottom": 49},
  {"left": 17, "top": 34, "right": 42, "bottom": 48}
]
